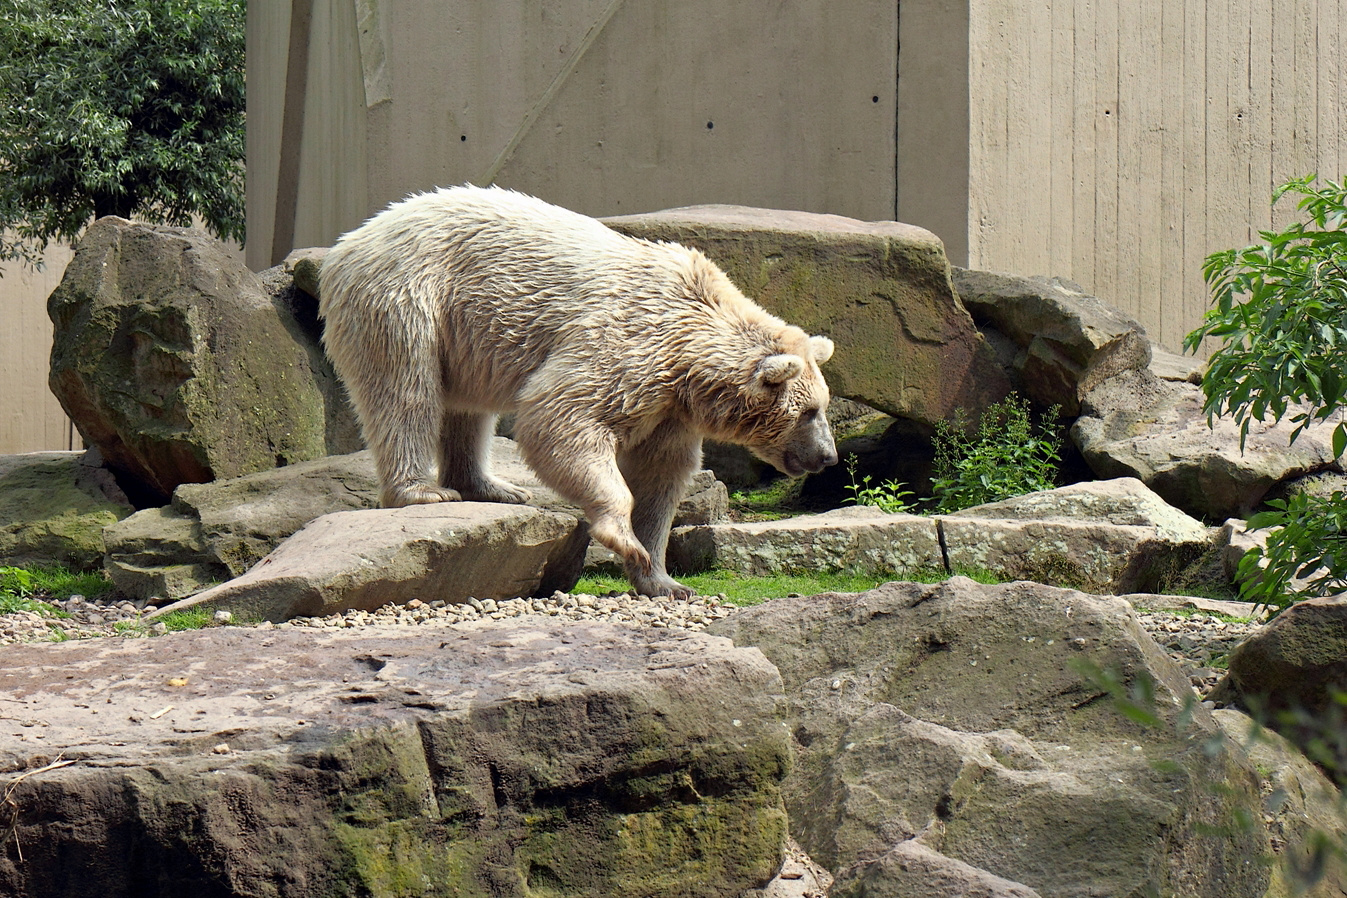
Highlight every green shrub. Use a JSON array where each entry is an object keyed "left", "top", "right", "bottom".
[
  {"left": 1184, "top": 176, "right": 1347, "bottom": 612},
  {"left": 930, "top": 394, "right": 1062, "bottom": 513}
]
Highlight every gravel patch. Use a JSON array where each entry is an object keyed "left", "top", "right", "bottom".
[
  {"left": 1132, "top": 608, "right": 1261, "bottom": 698},
  {"left": 2, "top": 589, "right": 1262, "bottom": 700}
]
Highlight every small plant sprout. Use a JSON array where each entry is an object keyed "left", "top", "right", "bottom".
[{"left": 843, "top": 455, "right": 916, "bottom": 514}]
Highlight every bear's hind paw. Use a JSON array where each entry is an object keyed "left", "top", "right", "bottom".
[{"left": 630, "top": 572, "right": 695, "bottom": 602}]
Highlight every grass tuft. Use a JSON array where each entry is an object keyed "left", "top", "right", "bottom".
[{"left": 573, "top": 565, "right": 1003, "bottom": 606}]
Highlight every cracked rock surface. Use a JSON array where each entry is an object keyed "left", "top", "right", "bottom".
[{"left": 0, "top": 619, "right": 788, "bottom": 898}]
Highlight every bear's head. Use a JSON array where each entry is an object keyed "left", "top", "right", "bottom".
[{"left": 734, "top": 330, "right": 839, "bottom": 477}]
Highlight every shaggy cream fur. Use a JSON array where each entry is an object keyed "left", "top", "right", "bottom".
[{"left": 319, "top": 186, "right": 837, "bottom": 599}]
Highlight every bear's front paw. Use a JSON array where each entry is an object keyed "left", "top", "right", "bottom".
[
  {"left": 383, "top": 483, "right": 462, "bottom": 507},
  {"left": 629, "top": 571, "right": 695, "bottom": 602},
  {"left": 458, "top": 478, "right": 532, "bottom": 505}
]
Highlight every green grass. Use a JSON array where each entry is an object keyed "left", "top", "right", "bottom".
[
  {"left": 728, "top": 478, "right": 806, "bottom": 522},
  {"left": 0, "top": 593, "right": 68, "bottom": 617},
  {"left": 156, "top": 608, "right": 216, "bottom": 632},
  {"left": 1131, "top": 604, "right": 1256, "bottom": 624},
  {"left": 573, "top": 565, "right": 1003, "bottom": 606},
  {"left": 0, "top": 564, "right": 111, "bottom": 618}
]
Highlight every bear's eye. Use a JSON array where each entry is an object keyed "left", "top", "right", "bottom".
[{"left": 801, "top": 407, "right": 820, "bottom": 422}]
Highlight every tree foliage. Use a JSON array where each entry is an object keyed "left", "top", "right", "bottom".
[
  {"left": 1185, "top": 176, "right": 1347, "bottom": 454},
  {"left": 0, "top": 0, "right": 245, "bottom": 267},
  {"left": 1185, "top": 177, "right": 1347, "bottom": 611}
]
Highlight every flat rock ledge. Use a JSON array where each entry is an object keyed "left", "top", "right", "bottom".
[
  {"left": 0, "top": 620, "right": 788, "bottom": 898},
  {"left": 151, "top": 502, "right": 590, "bottom": 622},
  {"left": 670, "top": 478, "right": 1213, "bottom": 595}
]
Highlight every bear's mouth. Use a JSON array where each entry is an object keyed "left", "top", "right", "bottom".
[{"left": 781, "top": 451, "right": 827, "bottom": 477}]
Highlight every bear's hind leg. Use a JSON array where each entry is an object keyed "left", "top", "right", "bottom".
[
  {"left": 438, "top": 410, "right": 532, "bottom": 504},
  {"left": 618, "top": 424, "right": 701, "bottom": 601}
]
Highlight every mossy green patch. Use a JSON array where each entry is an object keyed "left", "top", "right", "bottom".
[
  {"left": 0, "top": 458, "right": 131, "bottom": 570},
  {"left": 335, "top": 818, "right": 496, "bottom": 898},
  {"left": 575, "top": 565, "right": 1003, "bottom": 606}
]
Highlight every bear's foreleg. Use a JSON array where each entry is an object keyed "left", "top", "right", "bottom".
[
  {"left": 516, "top": 423, "right": 654, "bottom": 582},
  {"left": 617, "top": 423, "right": 701, "bottom": 601},
  {"left": 438, "top": 409, "right": 532, "bottom": 504}
]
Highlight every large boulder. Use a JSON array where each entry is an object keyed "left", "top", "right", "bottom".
[
  {"left": 952, "top": 268, "right": 1153, "bottom": 415},
  {"left": 0, "top": 450, "right": 132, "bottom": 571},
  {"left": 0, "top": 620, "right": 789, "bottom": 898},
  {"left": 1214, "top": 709, "right": 1347, "bottom": 897},
  {"left": 603, "top": 205, "right": 1013, "bottom": 426},
  {"left": 47, "top": 217, "right": 360, "bottom": 507},
  {"left": 710, "top": 579, "right": 1273, "bottom": 897},
  {"left": 104, "top": 440, "right": 727, "bottom": 601},
  {"left": 148, "top": 503, "right": 589, "bottom": 622},
  {"left": 1210, "top": 596, "right": 1347, "bottom": 782},
  {"left": 1072, "top": 367, "right": 1343, "bottom": 520}
]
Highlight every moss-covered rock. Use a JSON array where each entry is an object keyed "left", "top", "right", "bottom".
[
  {"left": 0, "top": 622, "right": 788, "bottom": 898},
  {"left": 604, "top": 205, "right": 1013, "bottom": 427},
  {"left": 47, "top": 217, "right": 360, "bottom": 507},
  {"left": 0, "top": 451, "right": 132, "bottom": 571}
]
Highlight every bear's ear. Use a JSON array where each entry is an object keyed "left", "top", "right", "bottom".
[
  {"left": 809, "top": 335, "right": 835, "bottom": 364},
  {"left": 755, "top": 353, "right": 806, "bottom": 388}
]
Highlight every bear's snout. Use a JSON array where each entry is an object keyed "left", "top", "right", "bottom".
[{"left": 782, "top": 442, "right": 838, "bottom": 476}]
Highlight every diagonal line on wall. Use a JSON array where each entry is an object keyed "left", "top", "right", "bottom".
[
  {"left": 271, "top": 0, "right": 315, "bottom": 266},
  {"left": 478, "top": 0, "right": 627, "bottom": 186}
]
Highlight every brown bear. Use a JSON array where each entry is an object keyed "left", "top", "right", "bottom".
[{"left": 318, "top": 186, "right": 837, "bottom": 600}]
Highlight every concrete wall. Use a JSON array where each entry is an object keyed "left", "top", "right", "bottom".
[
  {"left": 896, "top": 0, "right": 970, "bottom": 268},
  {"left": 247, "top": 0, "right": 901, "bottom": 269},
  {"left": 0, "top": 246, "right": 79, "bottom": 454},
  {"left": 253, "top": 0, "right": 1345, "bottom": 355},
  {"left": 960, "top": 0, "right": 1347, "bottom": 351}
]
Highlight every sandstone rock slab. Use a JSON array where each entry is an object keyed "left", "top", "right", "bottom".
[
  {"left": 711, "top": 579, "right": 1273, "bottom": 898},
  {"left": 604, "top": 205, "right": 1013, "bottom": 426},
  {"left": 940, "top": 477, "right": 1214, "bottom": 594},
  {"left": 1073, "top": 368, "right": 1343, "bottom": 520},
  {"left": 105, "top": 440, "right": 726, "bottom": 601},
  {"left": 667, "top": 506, "right": 943, "bottom": 577},
  {"left": 834, "top": 839, "right": 1042, "bottom": 898},
  {"left": 0, "top": 450, "right": 131, "bottom": 571},
  {"left": 0, "top": 621, "right": 788, "bottom": 898},
  {"left": 150, "top": 503, "right": 589, "bottom": 622},
  {"left": 670, "top": 480, "right": 1214, "bottom": 596},
  {"left": 47, "top": 217, "right": 359, "bottom": 507}
]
